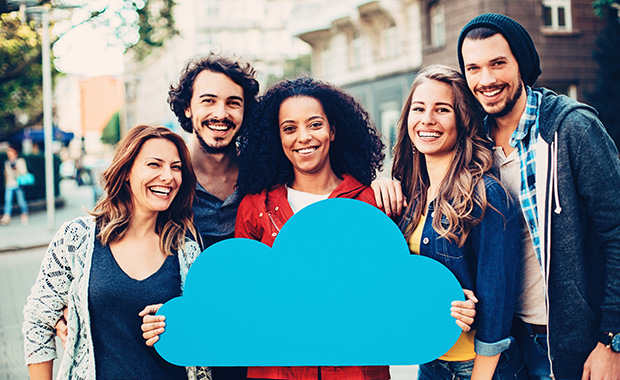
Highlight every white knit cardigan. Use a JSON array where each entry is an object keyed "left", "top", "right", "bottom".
[{"left": 22, "top": 216, "right": 211, "bottom": 380}]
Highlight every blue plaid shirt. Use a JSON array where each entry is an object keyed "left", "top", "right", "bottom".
[{"left": 486, "top": 87, "right": 543, "bottom": 263}]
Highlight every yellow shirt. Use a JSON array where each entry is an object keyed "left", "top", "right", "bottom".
[{"left": 408, "top": 214, "right": 476, "bottom": 361}]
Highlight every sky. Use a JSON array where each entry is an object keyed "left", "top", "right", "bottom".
[{"left": 50, "top": 0, "right": 136, "bottom": 77}]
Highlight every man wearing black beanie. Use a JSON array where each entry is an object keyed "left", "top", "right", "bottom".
[{"left": 458, "top": 13, "right": 620, "bottom": 380}]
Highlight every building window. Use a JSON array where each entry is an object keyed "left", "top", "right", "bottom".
[
  {"left": 320, "top": 43, "right": 331, "bottom": 75},
  {"left": 383, "top": 20, "right": 399, "bottom": 58},
  {"left": 350, "top": 31, "right": 364, "bottom": 68},
  {"left": 542, "top": 0, "right": 572, "bottom": 31},
  {"left": 429, "top": 2, "right": 446, "bottom": 47}
]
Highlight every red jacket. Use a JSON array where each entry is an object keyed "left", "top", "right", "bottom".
[{"left": 235, "top": 174, "right": 390, "bottom": 380}]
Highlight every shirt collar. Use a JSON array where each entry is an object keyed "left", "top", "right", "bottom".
[{"left": 483, "top": 86, "right": 541, "bottom": 147}]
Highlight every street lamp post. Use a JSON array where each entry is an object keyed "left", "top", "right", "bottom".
[{"left": 9, "top": 1, "right": 55, "bottom": 230}]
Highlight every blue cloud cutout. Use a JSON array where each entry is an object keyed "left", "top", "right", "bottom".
[{"left": 155, "top": 198, "right": 464, "bottom": 367}]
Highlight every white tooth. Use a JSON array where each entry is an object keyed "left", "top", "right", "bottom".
[
  {"left": 151, "top": 186, "right": 170, "bottom": 194},
  {"left": 298, "top": 147, "right": 317, "bottom": 154},
  {"left": 483, "top": 89, "right": 501, "bottom": 96}
]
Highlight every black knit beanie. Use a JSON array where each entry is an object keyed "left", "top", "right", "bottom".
[{"left": 457, "top": 13, "right": 541, "bottom": 86}]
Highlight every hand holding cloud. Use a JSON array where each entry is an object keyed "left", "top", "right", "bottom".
[{"left": 155, "top": 198, "right": 464, "bottom": 367}]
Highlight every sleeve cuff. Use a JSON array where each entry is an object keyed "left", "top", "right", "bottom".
[{"left": 474, "top": 336, "right": 514, "bottom": 356}]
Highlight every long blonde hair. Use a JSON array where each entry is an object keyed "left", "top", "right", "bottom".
[
  {"left": 90, "top": 125, "right": 197, "bottom": 255},
  {"left": 391, "top": 65, "right": 495, "bottom": 246}
]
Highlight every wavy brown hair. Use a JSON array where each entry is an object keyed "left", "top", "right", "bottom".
[
  {"left": 391, "top": 65, "right": 495, "bottom": 246},
  {"left": 90, "top": 125, "right": 197, "bottom": 255}
]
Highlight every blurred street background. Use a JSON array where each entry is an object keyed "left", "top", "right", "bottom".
[{"left": 1, "top": 0, "right": 619, "bottom": 378}]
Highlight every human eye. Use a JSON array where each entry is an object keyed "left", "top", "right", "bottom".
[
  {"left": 147, "top": 161, "right": 160, "bottom": 168},
  {"left": 309, "top": 121, "right": 323, "bottom": 129},
  {"left": 492, "top": 60, "right": 506, "bottom": 67},
  {"left": 410, "top": 106, "right": 424, "bottom": 113},
  {"left": 281, "top": 124, "right": 296, "bottom": 133},
  {"left": 171, "top": 164, "right": 182, "bottom": 171},
  {"left": 228, "top": 100, "right": 243, "bottom": 108},
  {"left": 437, "top": 107, "right": 452, "bottom": 114},
  {"left": 466, "top": 65, "right": 479, "bottom": 72}
]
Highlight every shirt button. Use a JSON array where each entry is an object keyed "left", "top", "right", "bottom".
[
  {"left": 259, "top": 212, "right": 263, "bottom": 218},
  {"left": 272, "top": 232, "right": 277, "bottom": 237},
  {"left": 275, "top": 206, "right": 279, "bottom": 211},
  {"left": 422, "top": 237, "right": 430, "bottom": 245}
]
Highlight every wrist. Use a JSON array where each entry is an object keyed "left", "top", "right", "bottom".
[{"left": 599, "top": 332, "right": 620, "bottom": 353}]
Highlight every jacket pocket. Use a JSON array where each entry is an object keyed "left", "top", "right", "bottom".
[
  {"left": 435, "top": 215, "right": 463, "bottom": 260},
  {"left": 552, "top": 280, "right": 596, "bottom": 351}
]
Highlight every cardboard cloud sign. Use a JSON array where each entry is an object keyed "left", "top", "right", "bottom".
[{"left": 155, "top": 198, "right": 464, "bottom": 367}]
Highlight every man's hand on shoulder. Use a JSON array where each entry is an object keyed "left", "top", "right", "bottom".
[{"left": 582, "top": 342, "right": 620, "bottom": 380}]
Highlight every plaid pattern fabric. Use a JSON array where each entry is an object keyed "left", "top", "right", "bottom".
[{"left": 486, "top": 87, "right": 543, "bottom": 263}]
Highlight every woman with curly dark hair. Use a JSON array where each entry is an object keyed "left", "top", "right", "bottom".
[
  {"left": 235, "top": 77, "right": 389, "bottom": 380},
  {"left": 236, "top": 76, "right": 383, "bottom": 197}
]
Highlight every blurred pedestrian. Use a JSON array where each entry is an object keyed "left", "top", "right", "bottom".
[{"left": 1, "top": 146, "right": 29, "bottom": 225}]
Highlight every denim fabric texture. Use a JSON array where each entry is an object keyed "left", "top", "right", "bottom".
[
  {"left": 3, "top": 185, "right": 28, "bottom": 216},
  {"left": 512, "top": 321, "right": 552, "bottom": 379},
  {"left": 193, "top": 182, "right": 241, "bottom": 249},
  {"left": 418, "top": 340, "right": 526, "bottom": 380},
  {"left": 398, "top": 176, "right": 520, "bottom": 356}
]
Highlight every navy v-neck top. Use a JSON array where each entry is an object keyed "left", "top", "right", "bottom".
[{"left": 88, "top": 235, "right": 186, "bottom": 379}]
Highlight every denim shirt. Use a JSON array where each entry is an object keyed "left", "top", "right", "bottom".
[{"left": 398, "top": 176, "right": 520, "bottom": 356}]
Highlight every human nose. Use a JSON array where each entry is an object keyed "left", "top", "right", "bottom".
[
  {"left": 479, "top": 67, "right": 497, "bottom": 87},
  {"left": 160, "top": 166, "right": 173, "bottom": 182},
  {"left": 211, "top": 101, "right": 228, "bottom": 119},
  {"left": 297, "top": 127, "right": 312, "bottom": 143},
  {"left": 421, "top": 110, "right": 436, "bottom": 126}
]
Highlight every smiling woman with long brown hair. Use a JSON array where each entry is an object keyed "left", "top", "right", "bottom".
[{"left": 23, "top": 125, "right": 208, "bottom": 380}]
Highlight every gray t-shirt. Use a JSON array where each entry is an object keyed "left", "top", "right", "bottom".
[{"left": 494, "top": 146, "right": 547, "bottom": 324}]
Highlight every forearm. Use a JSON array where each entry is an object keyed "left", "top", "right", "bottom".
[
  {"left": 471, "top": 353, "right": 500, "bottom": 380},
  {"left": 28, "top": 360, "right": 54, "bottom": 380}
]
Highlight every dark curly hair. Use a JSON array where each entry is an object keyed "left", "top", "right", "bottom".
[
  {"left": 168, "top": 53, "right": 260, "bottom": 133},
  {"left": 237, "top": 76, "right": 384, "bottom": 196}
]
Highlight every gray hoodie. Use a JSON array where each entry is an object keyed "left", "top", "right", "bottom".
[{"left": 533, "top": 87, "right": 620, "bottom": 378}]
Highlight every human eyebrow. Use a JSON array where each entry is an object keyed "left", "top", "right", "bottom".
[
  {"left": 306, "top": 115, "right": 325, "bottom": 123},
  {"left": 227, "top": 95, "right": 244, "bottom": 103},
  {"left": 436, "top": 102, "right": 454, "bottom": 109}
]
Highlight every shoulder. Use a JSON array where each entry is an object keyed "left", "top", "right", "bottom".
[
  {"left": 356, "top": 186, "right": 378, "bottom": 207},
  {"left": 481, "top": 175, "right": 513, "bottom": 210},
  {"left": 182, "top": 238, "right": 202, "bottom": 264},
  {"left": 55, "top": 216, "right": 96, "bottom": 242},
  {"left": 238, "top": 189, "right": 269, "bottom": 213},
  {"left": 536, "top": 87, "right": 601, "bottom": 139}
]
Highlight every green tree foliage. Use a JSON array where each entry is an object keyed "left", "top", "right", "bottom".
[
  {"left": 589, "top": 1, "right": 620, "bottom": 148},
  {"left": 0, "top": 0, "right": 176, "bottom": 140},
  {"left": 101, "top": 110, "right": 120, "bottom": 146},
  {"left": 0, "top": 12, "right": 51, "bottom": 139}
]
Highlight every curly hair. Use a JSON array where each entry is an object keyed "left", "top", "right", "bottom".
[
  {"left": 168, "top": 53, "right": 260, "bottom": 133},
  {"left": 391, "top": 65, "right": 496, "bottom": 246},
  {"left": 90, "top": 125, "right": 197, "bottom": 256},
  {"left": 237, "top": 77, "right": 384, "bottom": 195}
]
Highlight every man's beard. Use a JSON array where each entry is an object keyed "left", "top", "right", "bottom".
[
  {"left": 194, "top": 118, "right": 238, "bottom": 154},
  {"left": 490, "top": 80, "right": 524, "bottom": 118}
]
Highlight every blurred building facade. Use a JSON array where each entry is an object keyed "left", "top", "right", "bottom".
[
  {"left": 54, "top": 74, "right": 122, "bottom": 160},
  {"left": 123, "top": 0, "right": 311, "bottom": 133},
  {"left": 294, "top": 0, "right": 605, "bottom": 167}
]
